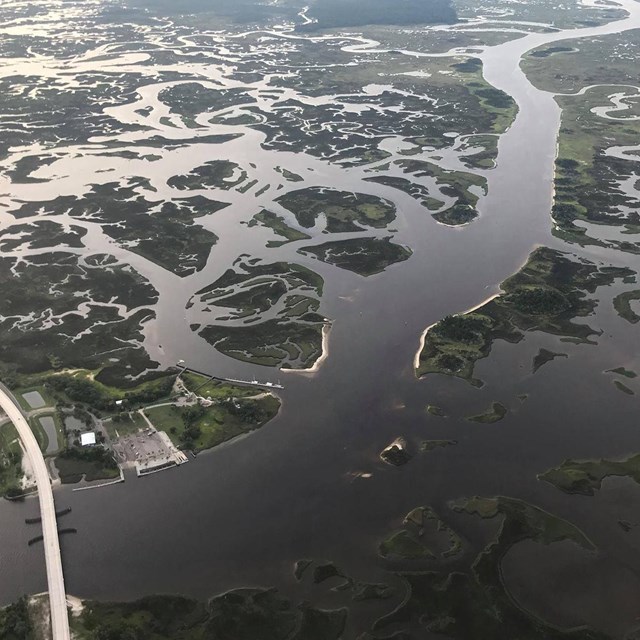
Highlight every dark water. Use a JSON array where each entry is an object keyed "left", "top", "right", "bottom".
[{"left": 2, "top": 1, "right": 640, "bottom": 638}]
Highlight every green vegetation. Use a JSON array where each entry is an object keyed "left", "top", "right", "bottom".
[
  {"left": 14, "top": 184, "right": 225, "bottom": 276},
  {"left": 398, "top": 159, "right": 488, "bottom": 226},
  {"left": 529, "top": 46, "right": 574, "bottom": 58},
  {"left": 613, "top": 290, "right": 640, "bottom": 324},
  {"left": 299, "top": 237, "right": 411, "bottom": 276},
  {"left": 248, "top": 210, "right": 311, "bottom": 247},
  {"left": 294, "top": 559, "right": 312, "bottom": 581},
  {"left": 44, "top": 370, "right": 176, "bottom": 409},
  {"left": 426, "top": 404, "right": 447, "bottom": 417},
  {"left": 293, "top": 559, "right": 396, "bottom": 602},
  {"left": 540, "top": 455, "right": 640, "bottom": 495},
  {"left": 159, "top": 82, "right": 256, "bottom": 116},
  {"left": 380, "top": 438, "right": 412, "bottom": 466},
  {"left": 379, "top": 529, "right": 433, "bottom": 560},
  {"left": 168, "top": 160, "right": 247, "bottom": 191},
  {"left": 276, "top": 188, "right": 396, "bottom": 232},
  {"left": 606, "top": 367, "right": 637, "bottom": 378},
  {"left": 73, "top": 590, "right": 346, "bottom": 640},
  {"left": 380, "top": 506, "right": 462, "bottom": 560},
  {"left": 192, "top": 261, "right": 327, "bottom": 368},
  {"left": 106, "top": 411, "right": 148, "bottom": 438},
  {"left": 55, "top": 447, "right": 119, "bottom": 484},
  {"left": 532, "top": 348, "right": 567, "bottom": 373},
  {"left": 433, "top": 203, "right": 478, "bottom": 226},
  {"left": 180, "top": 372, "right": 259, "bottom": 400},
  {"left": 421, "top": 439, "right": 457, "bottom": 452},
  {"left": 416, "top": 247, "right": 631, "bottom": 383},
  {"left": 364, "top": 175, "right": 444, "bottom": 211},
  {"left": 375, "top": 497, "right": 601, "bottom": 639},
  {"left": 146, "top": 393, "right": 280, "bottom": 452},
  {"left": 0, "top": 252, "right": 161, "bottom": 383},
  {"left": 613, "top": 380, "right": 635, "bottom": 395},
  {"left": 200, "top": 319, "right": 325, "bottom": 369},
  {"left": 313, "top": 562, "right": 345, "bottom": 585},
  {"left": 523, "top": 34, "right": 640, "bottom": 253},
  {"left": 0, "top": 422, "right": 23, "bottom": 497},
  {"left": 466, "top": 402, "right": 507, "bottom": 424},
  {"left": 0, "top": 597, "right": 32, "bottom": 640}
]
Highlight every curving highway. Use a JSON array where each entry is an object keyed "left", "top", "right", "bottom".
[{"left": 0, "top": 386, "right": 70, "bottom": 640}]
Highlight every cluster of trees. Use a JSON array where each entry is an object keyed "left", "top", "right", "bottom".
[
  {"left": 45, "top": 374, "right": 175, "bottom": 412},
  {"left": 434, "top": 314, "right": 486, "bottom": 344},
  {"left": 59, "top": 446, "right": 117, "bottom": 470},
  {"left": 0, "top": 597, "right": 32, "bottom": 640},
  {"left": 179, "top": 405, "right": 206, "bottom": 447},
  {"left": 436, "top": 353, "right": 465, "bottom": 373},
  {"left": 228, "top": 399, "right": 269, "bottom": 424},
  {"left": 506, "top": 286, "right": 568, "bottom": 316}
]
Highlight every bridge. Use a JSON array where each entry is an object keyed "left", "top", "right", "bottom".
[{"left": 0, "top": 385, "right": 70, "bottom": 640}]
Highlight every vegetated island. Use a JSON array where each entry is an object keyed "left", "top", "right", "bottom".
[
  {"left": 613, "top": 379, "right": 635, "bottom": 395},
  {"left": 275, "top": 187, "right": 396, "bottom": 233},
  {"left": 606, "top": 366, "right": 637, "bottom": 378},
  {"left": 613, "top": 289, "right": 640, "bottom": 324},
  {"left": 192, "top": 260, "right": 328, "bottom": 368},
  {"left": 421, "top": 439, "right": 457, "bottom": 452},
  {"left": 415, "top": 247, "right": 632, "bottom": 384},
  {"left": 379, "top": 505, "right": 463, "bottom": 560},
  {"left": 248, "top": 209, "right": 310, "bottom": 247},
  {"left": 466, "top": 402, "right": 507, "bottom": 424},
  {"left": 539, "top": 454, "right": 640, "bottom": 496},
  {"left": 532, "top": 348, "right": 568, "bottom": 373},
  {"left": 426, "top": 404, "right": 447, "bottom": 417},
  {"left": 298, "top": 237, "right": 412, "bottom": 276},
  {"left": 294, "top": 559, "right": 396, "bottom": 601},
  {"left": 374, "top": 496, "right": 603, "bottom": 639}
]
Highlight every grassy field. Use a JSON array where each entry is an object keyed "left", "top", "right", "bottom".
[{"left": 145, "top": 393, "right": 280, "bottom": 452}]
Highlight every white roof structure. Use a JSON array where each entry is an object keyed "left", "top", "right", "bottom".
[{"left": 80, "top": 432, "right": 96, "bottom": 447}]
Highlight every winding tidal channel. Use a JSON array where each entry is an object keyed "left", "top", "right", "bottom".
[{"left": 2, "top": 0, "right": 640, "bottom": 636}]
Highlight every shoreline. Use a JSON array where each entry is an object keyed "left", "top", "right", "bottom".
[
  {"left": 413, "top": 293, "right": 502, "bottom": 373},
  {"left": 282, "top": 322, "right": 331, "bottom": 375}
]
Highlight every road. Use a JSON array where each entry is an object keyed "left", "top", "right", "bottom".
[{"left": 0, "top": 386, "right": 70, "bottom": 639}]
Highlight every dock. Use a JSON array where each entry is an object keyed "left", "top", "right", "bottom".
[{"left": 178, "top": 364, "right": 284, "bottom": 390}]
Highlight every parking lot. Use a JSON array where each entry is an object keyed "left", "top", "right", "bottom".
[{"left": 113, "top": 427, "right": 187, "bottom": 475}]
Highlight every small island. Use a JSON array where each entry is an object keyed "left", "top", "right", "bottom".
[{"left": 299, "top": 237, "right": 412, "bottom": 276}]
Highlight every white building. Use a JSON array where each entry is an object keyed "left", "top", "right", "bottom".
[{"left": 80, "top": 432, "right": 96, "bottom": 447}]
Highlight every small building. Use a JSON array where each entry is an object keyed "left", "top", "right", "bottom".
[{"left": 80, "top": 432, "right": 96, "bottom": 447}]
